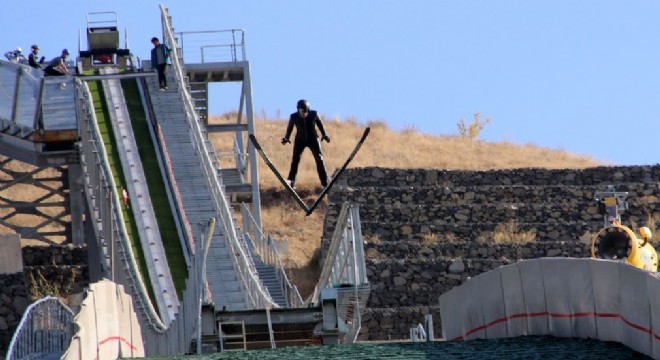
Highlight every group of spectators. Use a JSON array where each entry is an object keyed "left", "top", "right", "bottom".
[{"left": 4, "top": 45, "right": 71, "bottom": 76}]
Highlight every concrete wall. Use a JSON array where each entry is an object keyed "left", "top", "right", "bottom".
[
  {"left": 0, "top": 234, "right": 23, "bottom": 274},
  {"left": 439, "top": 258, "right": 660, "bottom": 359},
  {"left": 62, "top": 280, "right": 144, "bottom": 359}
]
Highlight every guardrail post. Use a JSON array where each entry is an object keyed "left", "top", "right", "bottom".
[
  {"left": 69, "top": 164, "right": 85, "bottom": 246},
  {"left": 11, "top": 67, "right": 22, "bottom": 125},
  {"left": 33, "top": 77, "right": 45, "bottom": 130}
]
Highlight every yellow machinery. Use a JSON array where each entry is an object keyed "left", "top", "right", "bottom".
[{"left": 591, "top": 186, "right": 658, "bottom": 271}]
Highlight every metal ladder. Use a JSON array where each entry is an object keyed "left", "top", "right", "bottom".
[{"left": 218, "top": 320, "right": 247, "bottom": 351}]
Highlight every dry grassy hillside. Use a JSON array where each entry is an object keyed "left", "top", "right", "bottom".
[
  {"left": 211, "top": 113, "right": 601, "bottom": 189},
  {"left": 209, "top": 113, "right": 602, "bottom": 297}
]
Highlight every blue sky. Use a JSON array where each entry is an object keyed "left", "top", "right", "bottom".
[{"left": 4, "top": 1, "right": 659, "bottom": 165}]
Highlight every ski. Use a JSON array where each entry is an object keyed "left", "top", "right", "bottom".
[
  {"left": 249, "top": 134, "right": 311, "bottom": 213},
  {"left": 306, "top": 127, "right": 371, "bottom": 216}
]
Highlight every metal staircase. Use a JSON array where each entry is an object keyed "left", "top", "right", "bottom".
[
  {"left": 241, "top": 234, "right": 286, "bottom": 307},
  {"left": 176, "top": 29, "right": 259, "bottom": 210}
]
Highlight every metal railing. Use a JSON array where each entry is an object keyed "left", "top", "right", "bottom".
[
  {"left": 176, "top": 29, "right": 246, "bottom": 63},
  {"left": 314, "top": 203, "right": 369, "bottom": 293},
  {"left": 138, "top": 75, "right": 195, "bottom": 267},
  {"left": 241, "top": 203, "right": 305, "bottom": 308},
  {"left": 234, "top": 137, "right": 248, "bottom": 181},
  {"left": 77, "top": 76, "right": 218, "bottom": 355},
  {"left": 0, "top": 61, "right": 43, "bottom": 132},
  {"left": 77, "top": 78, "right": 168, "bottom": 332},
  {"left": 85, "top": 11, "right": 118, "bottom": 29},
  {"left": 308, "top": 202, "right": 370, "bottom": 343},
  {"left": 99, "top": 67, "right": 178, "bottom": 323},
  {"left": 6, "top": 296, "right": 74, "bottom": 360},
  {"left": 160, "top": 5, "right": 277, "bottom": 310}
]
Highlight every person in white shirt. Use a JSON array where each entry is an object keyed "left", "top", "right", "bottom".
[{"left": 4, "top": 47, "right": 27, "bottom": 64}]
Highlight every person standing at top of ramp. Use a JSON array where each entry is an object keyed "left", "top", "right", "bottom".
[
  {"left": 281, "top": 99, "right": 331, "bottom": 189},
  {"left": 150, "top": 37, "right": 171, "bottom": 91}
]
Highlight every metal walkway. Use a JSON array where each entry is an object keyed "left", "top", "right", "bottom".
[
  {"left": 144, "top": 68, "right": 248, "bottom": 310},
  {"left": 0, "top": 60, "right": 77, "bottom": 165}
]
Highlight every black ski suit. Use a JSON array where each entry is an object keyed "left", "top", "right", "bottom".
[{"left": 283, "top": 110, "right": 329, "bottom": 187}]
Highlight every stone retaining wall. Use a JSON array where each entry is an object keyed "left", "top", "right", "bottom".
[
  {"left": 0, "top": 273, "right": 30, "bottom": 356},
  {"left": 358, "top": 306, "right": 441, "bottom": 341},
  {"left": 324, "top": 167, "right": 659, "bottom": 244},
  {"left": 0, "top": 246, "right": 88, "bottom": 357},
  {"left": 22, "top": 245, "right": 88, "bottom": 266},
  {"left": 323, "top": 165, "right": 659, "bottom": 340},
  {"left": 364, "top": 240, "right": 592, "bottom": 261},
  {"left": 339, "top": 166, "right": 660, "bottom": 187}
]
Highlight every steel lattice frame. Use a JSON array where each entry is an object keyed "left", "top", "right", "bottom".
[{"left": 0, "top": 156, "right": 70, "bottom": 245}]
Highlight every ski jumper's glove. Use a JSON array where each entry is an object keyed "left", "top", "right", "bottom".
[
  {"left": 322, "top": 135, "right": 331, "bottom": 143},
  {"left": 281, "top": 137, "right": 290, "bottom": 145}
]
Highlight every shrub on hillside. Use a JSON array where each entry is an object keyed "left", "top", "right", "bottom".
[{"left": 457, "top": 112, "right": 491, "bottom": 140}]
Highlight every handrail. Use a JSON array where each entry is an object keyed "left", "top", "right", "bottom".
[
  {"left": 348, "top": 205, "right": 363, "bottom": 343},
  {"left": 86, "top": 11, "right": 118, "bottom": 28},
  {"left": 234, "top": 137, "right": 247, "bottom": 181},
  {"left": 269, "top": 234, "right": 305, "bottom": 308},
  {"left": 176, "top": 29, "right": 246, "bottom": 63},
  {"left": 99, "top": 68, "right": 178, "bottom": 322},
  {"left": 308, "top": 202, "right": 370, "bottom": 308},
  {"left": 77, "top": 78, "right": 167, "bottom": 331},
  {"left": 305, "top": 202, "right": 369, "bottom": 342},
  {"left": 160, "top": 5, "right": 276, "bottom": 309},
  {"left": 241, "top": 203, "right": 304, "bottom": 308},
  {"left": 313, "top": 203, "right": 351, "bottom": 299},
  {"left": 6, "top": 296, "right": 74, "bottom": 360},
  {"left": 138, "top": 75, "right": 195, "bottom": 263}
]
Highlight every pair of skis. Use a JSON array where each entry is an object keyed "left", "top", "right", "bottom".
[{"left": 249, "top": 127, "right": 370, "bottom": 215}]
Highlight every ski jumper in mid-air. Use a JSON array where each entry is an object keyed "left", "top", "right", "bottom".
[
  {"left": 249, "top": 99, "right": 369, "bottom": 214},
  {"left": 281, "top": 99, "right": 331, "bottom": 189}
]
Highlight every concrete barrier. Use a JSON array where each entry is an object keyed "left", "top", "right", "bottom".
[
  {"left": 440, "top": 258, "right": 660, "bottom": 358},
  {"left": 0, "top": 234, "right": 22, "bottom": 274},
  {"left": 61, "top": 280, "right": 144, "bottom": 359}
]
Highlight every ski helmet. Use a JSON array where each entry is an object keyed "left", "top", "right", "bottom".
[{"left": 297, "top": 99, "right": 310, "bottom": 111}]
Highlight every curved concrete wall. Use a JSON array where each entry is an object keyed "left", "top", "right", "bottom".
[
  {"left": 439, "top": 258, "right": 660, "bottom": 358},
  {"left": 62, "top": 280, "right": 144, "bottom": 359}
]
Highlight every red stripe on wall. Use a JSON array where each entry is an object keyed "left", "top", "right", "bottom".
[
  {"left": 98, "top": 335, "right": 138, "bottom": 350},
  {"left": 92, "top": 336, "right": 140, "bottom": 359},
  {"left": 450, "top": 312, "right": 659, "bottom": 341}
]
